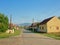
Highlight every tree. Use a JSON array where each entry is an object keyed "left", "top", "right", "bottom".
[
  {"left": 58, "top": 16, "right": 60, "bottom": 19},
  {"left": 0, "top": 13, "right": 9, "bottom": 32}
]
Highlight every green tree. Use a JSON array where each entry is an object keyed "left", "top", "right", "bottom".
[
  {"left": 0, "top": 13, "right": 9, "bottom": 32},
  {"left": 58, "top": 16, "right": 60, "bottom": 19}
]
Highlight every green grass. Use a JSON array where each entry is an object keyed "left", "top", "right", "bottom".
[
  {"left": 0, "top": 30, "right": 21, "bottom": 39},
  {"left": 41, "top": 33, "right": 60, "bottom": 40}
]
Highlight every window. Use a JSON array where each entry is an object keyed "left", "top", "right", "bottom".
[
  {"left": 50, "top": 26, "right": 51, "bottom": 29},
  {"left": 40, "top": 27, "right": 41, "bottom": 29},
  {"left": 42, "top": 27, "right": 44, "bottom": 30},
  {"left": 56, "top": 26, "right": 59, "bottom": 30}
]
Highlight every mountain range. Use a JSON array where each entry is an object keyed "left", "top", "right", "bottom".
[{"left": 19, "top": 23, "right": 32, "bottom": 26}]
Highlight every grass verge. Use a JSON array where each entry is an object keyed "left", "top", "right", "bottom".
[
  {"left": 41, "top": 33, "right": 60, "bottom": 40},
  {"left": 0, "top": 30, "right": 21, "bottom": 39}
]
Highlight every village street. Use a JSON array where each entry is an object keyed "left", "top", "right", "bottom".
[{"left": 0, "top": 29, "right": 60, "bottom": 45}]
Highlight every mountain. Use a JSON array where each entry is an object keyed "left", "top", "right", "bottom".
[{"left": 19, "top": 23, "right": 31, "bottom": 26}]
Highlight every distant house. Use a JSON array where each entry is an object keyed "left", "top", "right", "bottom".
[
  {"left": 28, "top": 22, "right": 40, "bottom": 32},
  {"left": 14, "top": 25, "right": 20, "bottom": 30},
  {"left": 9, "top": 23, "right": 20, "bottom": 30},
  {"left": 9, "top": 23, "right": 14, "bottom": 29},
  {"left": 39, "top": 16, "right": 60, "bottom": 33},
  {"left": 6, "top": 23, "right": 20, "bottom": 33}
]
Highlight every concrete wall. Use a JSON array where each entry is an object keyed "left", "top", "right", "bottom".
[{"left": 6, "top": 29, "right": 14, "bottom": 33}]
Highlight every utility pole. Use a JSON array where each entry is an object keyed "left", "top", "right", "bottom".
[
  {"left": 32, "top": 18, "right": 34, "bottom": 23},
  {"left": 10, "top": 14, "right": 12, "bottom": 29},
  {"left": 32, "top": 18, "right": 34, "bottom": 32}
]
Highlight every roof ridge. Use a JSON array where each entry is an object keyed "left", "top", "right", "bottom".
[{"left": 40, "top": 16, "right": 55, "bottom": 25}]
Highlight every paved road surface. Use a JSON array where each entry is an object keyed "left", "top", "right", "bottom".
[{"left": 0, "top": 29, "right": 60, "bottom": 45}]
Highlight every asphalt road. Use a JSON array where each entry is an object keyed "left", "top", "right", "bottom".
[{"left": 0, "top": 29, "right": 60, "bottom": 45}]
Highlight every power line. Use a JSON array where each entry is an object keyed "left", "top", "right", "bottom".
[{"left": 48, "top": 8, "right": 60, "bottom": 16}]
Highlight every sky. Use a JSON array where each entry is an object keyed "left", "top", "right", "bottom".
[{"left": 0, "top": 0, "right": 60, "bottom": 24}]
